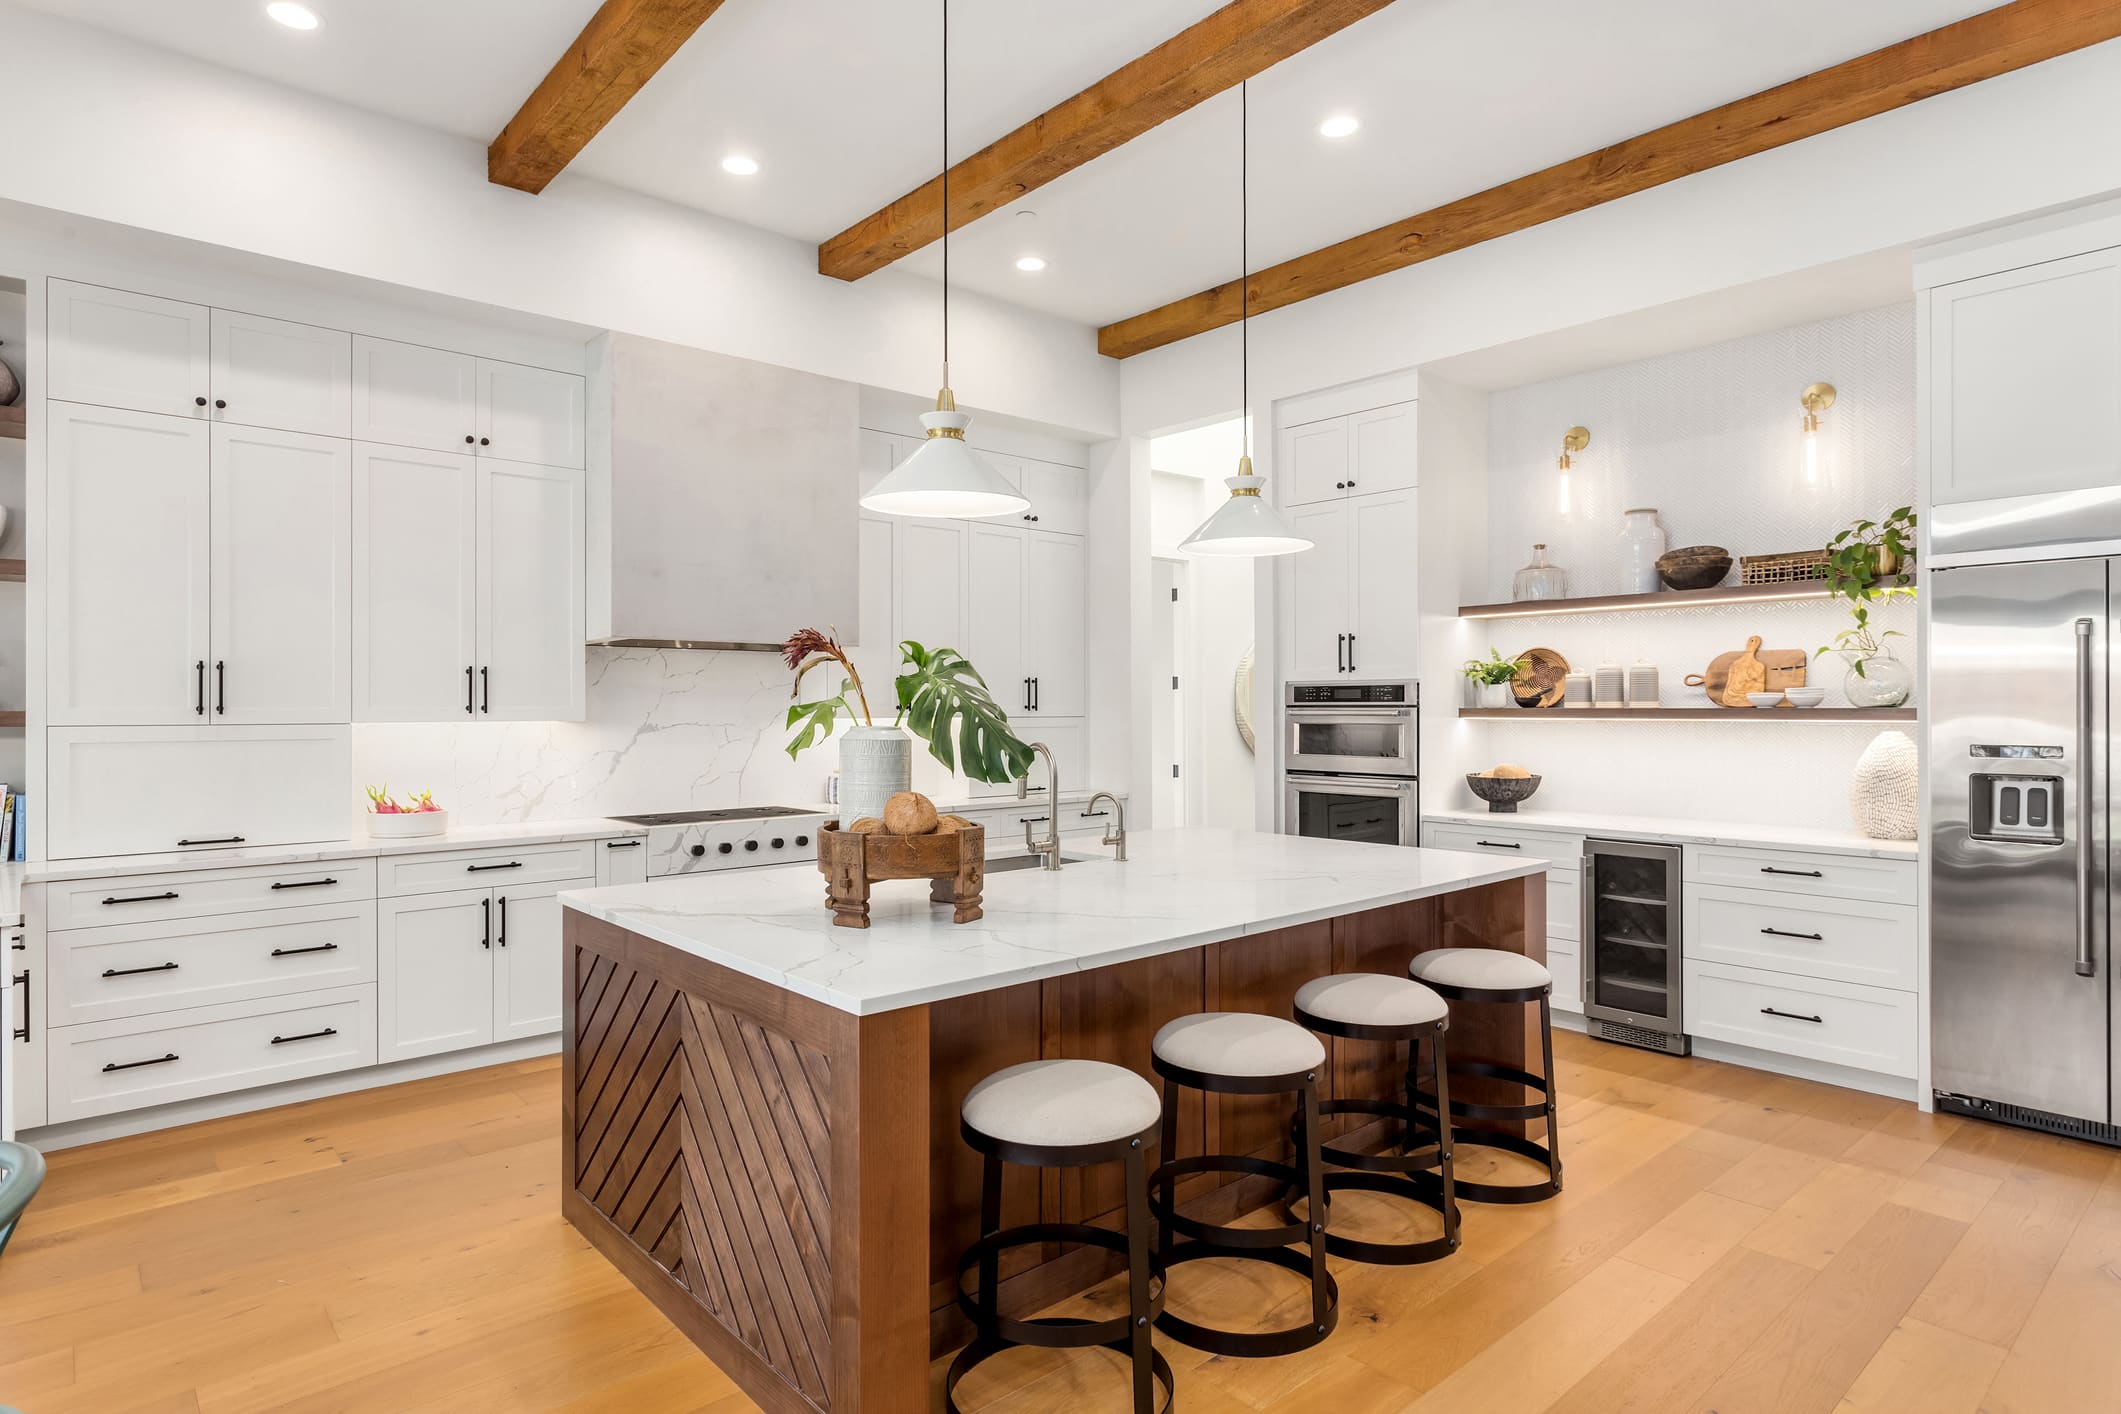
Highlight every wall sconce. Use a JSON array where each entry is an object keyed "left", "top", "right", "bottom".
[
  {"left": 1556, "top": 425, "right": 1589, "bottom": 515},
  {"left": 1798, "top": 382, "right": 1836, "bottom": 492}
]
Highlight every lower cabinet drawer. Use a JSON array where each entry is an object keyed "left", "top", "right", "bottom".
[
  {"left": 47, "top": 985, "right": 377, "bottom": 1123},
  {"left": 49, "top": 901, "right": 378, "bottom": 1027},
  {"left": 1547, "top": 939, "right": 1583, "bottom": 1012},
  {"left": 1684, "top": 961, "right": 1915, "bottom": 1078},
  {"left": 45, "top": 859, "right": 376, "bottom": 932},
  {"left": 1425, "top": 822, "right": 1584, "bottom": 870},
  {"left": 1686, "top": 842, "right": 1916, "bottom": 905},
  {"left": 1686, "top": 884, "right": 1917, "bottom": 990},
  {"left": 378, "top": 840, "right": 599, "bottom": 897}
]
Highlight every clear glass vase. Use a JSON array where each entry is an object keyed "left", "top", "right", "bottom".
[
  {"left": 1512, "top": 543, "right": 1567, "bottom": 601},
  {"left": 1842, "top": 652, "right": 1913, "bottom": 709}
]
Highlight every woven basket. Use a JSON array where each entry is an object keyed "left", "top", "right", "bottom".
[{"left": 1740, "top": 550, "right": 1829, "bottom": 586}]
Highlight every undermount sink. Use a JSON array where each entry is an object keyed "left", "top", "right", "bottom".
[{"left": 985, "top": 851, "right": 1102, "bottom": 873}]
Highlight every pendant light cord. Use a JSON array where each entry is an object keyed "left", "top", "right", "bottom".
[
  {"left": 1240, "top": 81, "right": 1249, "bottom": 461},
  {"left": 941, "top": 0, "right": 950, "bottom": 372}
]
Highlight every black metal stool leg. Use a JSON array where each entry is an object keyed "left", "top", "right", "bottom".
[
  {"left": 1430, "top": 1023, "right": 1461, "bottom": 1249},
  {"left": 978, "top": 1153, "right": 1001, "bottom": 1334},
  {"left": 1299, "top": 1076, "right": 1331, "bottom": 1337},
  {"left": 1157, "top": 1079, "right": 1178, "bottom": 1266},
  {"left": 1124, "top": 1142, "right": 1156, "bottom": 1413},
  {"left": 1540, "top": 993, "right": 1564, "bottom": 1192}
]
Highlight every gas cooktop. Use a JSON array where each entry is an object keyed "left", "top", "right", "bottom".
[{"left": 608, "top": 806, "right": 820, "bottom": 827}]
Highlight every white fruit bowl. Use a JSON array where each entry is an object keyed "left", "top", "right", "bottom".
[{"left": 366, "top": 809, "right": 449, "bottom": 838}]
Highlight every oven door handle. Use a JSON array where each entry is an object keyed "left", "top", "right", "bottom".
[
  {"left": 1286, "top": 708, "right": 1415, "bottom": 724},
  {"left": 1284, "top": 773, "right": 1417, "bottom": 795}
]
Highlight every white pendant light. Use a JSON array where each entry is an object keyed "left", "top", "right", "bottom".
[
  {"left": 1181, "top": 83, "right": 1311, "bottom": 559},
  {"left": 860, "top": 0, "right": 1027, "bottom": 522}
]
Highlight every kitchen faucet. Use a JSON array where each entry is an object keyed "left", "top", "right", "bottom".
[
  {"left": 1015, "top": 742, "right": 1063, "bottom": 870},
  {"left": 1085, "top": 791, "right": 1127, "bottom": 861}
]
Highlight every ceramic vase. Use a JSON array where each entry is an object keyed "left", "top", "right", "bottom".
[
  {"left": 1843, "top": 652, "right": 1913, "bottom": 708},
  {"left": 1618, "top": 508, "right": 1666, "bottom": 594},
  {"left": 1478, "top": 681, "right": 1514, "bottom": 709},
  {"left": 838, "top": 725, "right": 912, "bottom": 828},
  {"left": 1851, "top": 729, "right": 1919, "bottom": 840}
]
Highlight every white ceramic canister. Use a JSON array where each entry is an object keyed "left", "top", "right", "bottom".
[
  {"left": 838, "top": 725, "right": 913, "bottom": 828},
  {"left": 1618, "top": 508, "right": 1666, "bottom": 595},
  {"left": 1593, "top": 660, "right": 1626, "bottom": 710},
  {"left": 1626, "top": 660, "right": 1659, "bottom": 709},
  {"left": 1562, "top": 671, "right": 1593, "bottom": 709}
]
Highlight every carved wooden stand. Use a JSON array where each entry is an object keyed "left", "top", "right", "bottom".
[{"left": 816, "top": 821, "right": 987, "bottom": 929}]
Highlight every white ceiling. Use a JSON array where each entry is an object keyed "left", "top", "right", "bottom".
[{"left": 23, "top": 0, "right": 2007, "bottom": 330}]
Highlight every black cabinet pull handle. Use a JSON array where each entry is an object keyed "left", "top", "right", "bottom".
[
  {"left": 104, "top": 891, "right": 180, "bottom": 905},
  {"left": 103, "top": 1052, "right": 179, "bottom": 1073},
  {"left": 1336, "top": 632, "right": 1346, "bottom": 672},
  {"left": 195, "top": 659, "right": 206, "bottom": 715},
  {"left": 271, "top": 1027, "right": 338, "bottom": 1045},
  {"left": 11, "top": 968, "right": 30, "bottom": 1043},
  {"left": 1760, "top": 867, "right": 1824, "bottom": 878},
  {"left": 1760, "top": 1007, "right": 1824, "bottom": 1024},
  {"left": 270, "top": 942, "right": 340, "bottom": 957},
  {"left": 497, "top": 895, "right": 508, "bottom": 948},
  {"left": 480, "top": 665, "right": 489, "bottom": 713},
  {"left": 466, "top": 861, "right": 524, "bottom": 873},
  {"left": 465, "top": 664, "right": 475, "bottom": 715},
  {"left": 102, "top": 961, "right": 179, "bottom": 979},
  {"left": 1023, "top": 677, "right": 1032, "bottom": 711},
  {"left": 270, "top": 877, "right": 338, "bottom": 891},
  {"left": 215, "top": 660, "right": 225, "bottom": 715},
  {"left": 1347, "top": 633, "right": 1356, "bottom": 672},
  {"left": 1031, "top": 676, "right": 1039, "bottom": 711},
  {"left": 1080, "top": 809, "right": 1109, "bottom": 819},
  {"left": 1475, "top": 840, "right": 1522, "bottom": 850},
  {"left": 1760, "top": 927, "right": 1825, "bottom": 941},
  {"left": 481, "top": 896, "right": 491, "bottom": 949},
  {"left": 605, "top": 839, "right": 642, "bottom": 849},
  {"left": 177, "top": 836, "right": 246, "bottom": 847}
]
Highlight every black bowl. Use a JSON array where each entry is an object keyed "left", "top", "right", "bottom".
[{"left": 1466, "top": 773, "right": 1542, "bottom": 813}]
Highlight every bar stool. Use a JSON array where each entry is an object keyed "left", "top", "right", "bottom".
[
  {"left": 1290, "top": 973, "right": 1461, "bottom": 1264},
  {"left": 1149, "top": 1012, "right": 1338, "bottom": 1358},
  {"left": 1406, "top": 948, "right": 1563, "bottom": 1203},
  {"left": 947, "top": 1059, "right": 1174, "bottom": 1413}
]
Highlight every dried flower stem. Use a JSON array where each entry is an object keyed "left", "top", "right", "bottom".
[{"left": 783, "top": 627, "right": 873, "bottom": 725}]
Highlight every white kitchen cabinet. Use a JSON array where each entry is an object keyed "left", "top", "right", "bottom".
[
  {"left": 1283, "top": 418, "right": 1350, "bottom": 507},
  {"left": 1287, "top": 500, "right": 1352, "bottom": 679},
  {"left": 596, "top": 838, "right": 650, "bottom": 887},
  {"left": 8, "top": 921, "right": 46, "bottom": 1132},
  {"left": 1281, "top": 402, "right": 1416, "bottom": 507},
  {"left": 351, "top": 336, "right": 478, "bottom": 454},
  {"left": 897, "top": 519, "right": 968, "bottom": 651},
  {"left": 1929, "top": 247, "right": 2121, "bottom": 508},
  {"left": 493, "top": 883, "right": 567, "bottom": 1041},
  {"left": 379, "top": 889, "right": 493, "bottom": 1061},
  {"left": 1018, "top": 460, "right": 1088, "bottom": 537},
  {"left": 477, "top": 359, "right": 587, "bottom": 470},
  {"left": 967, "top": 524, "right": 1028, "bottom": 712},
  {"left": 967, "top": 717, "right": 1087, "bottom": 800},
  {"left": 47, "top": 281, "right": 211, "bottom": 420},
  {"left": 1022, "top": 531, "right": 1086, "bottom": 716},
  {"left": 855, "top": 516, "right": 895, "bottom": 652},
  {"left": 209, "top": 425, "right": 352, "bottom": 724},
  {"left": 46, "top": 726, "right": 351, "bottom": 860},
  {"left": 478, "top": 460, "right": 586, "bottom": 721},
  {"left": 352, "top": 444, "right": 480, "bottom": 721},
  {"left": 208, "top": 309, "right": 351, "bottom": 438},
  {"left": 1285, "top": 489, "right": 1416, "bottom": 678},
  {"left": 47, "top": 403, "right": 212, "bottom": 726}
]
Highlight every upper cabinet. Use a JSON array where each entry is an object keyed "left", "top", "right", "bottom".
[
  {"left": 1281, "top": 400, "right": 1417, "bottom": 507},
  {"left": 49, "top": 281, "right": 212, "bottom": 420},
  {"left": 478, "top": 460, "right": 586, "bottom": 721},
  {"left": 351, "top": 337, "right": 477, "bottom": 454},
  {"left": 209, "top": 310, "right": 351, "bottom": 438},
  {"left": 1286, "top": 488, "right": 1418, "bottom": 678},
  {"left": 478, "top": 359, "right": 587, "bottom": 468}
]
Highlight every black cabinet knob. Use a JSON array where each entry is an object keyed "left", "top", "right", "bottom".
[
  {"left": 195, "top": 396, "right": 208, "bottom": 407},
  {"left": 717, "top": 842, "right": 734, "bottom": 855},
  {"left": 795, "top": 834, "right": 810, "bottom": 847},
  {"left": 479, "top": 437, "right": 490, "bottom": 446},
  {"left": 464, "top": 435, "right": 475, "bottom": 444},
  {"left": 214, "top": 399, "right": 226, "bottom": 410},
  {"left": 688, "top": 843, "right": 706, "bottom": 856},
  {"left": 743, "top": 840, "right": 759, "bottom": 852},
  {"left": 770, "top": 837, "right": 785, "bottom": 849},
  {"left": 1346, "top": 478, "right": 1356, "bottom": 487}
]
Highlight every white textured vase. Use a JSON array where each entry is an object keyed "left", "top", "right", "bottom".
[
  {"left": 1850, "top": 730, "right": 1919, "bottom": 841},
  {"left": 838, "top": 725, "right": 912, "bottom": 828}
]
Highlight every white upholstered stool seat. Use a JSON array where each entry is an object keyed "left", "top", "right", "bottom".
[
  {"left": 1152, "top": 1012, "right": 1326, "bottom": 1078},
  {"left": 961, "top": 1059, "right": 1161, "bottom": 1150},
  {"left": 1407, "top": 947, "right": 1551, "bottom": 994},
  {"left": 1295, "top": 973, "right": 1448, "bottom": 1030}
]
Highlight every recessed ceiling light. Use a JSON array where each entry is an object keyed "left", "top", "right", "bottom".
[
  {"left": 1015, "top": 255, "right": 1047, "bottom": 273},
  {"left": 1318, "top": 113, "right": 1360, "bottom": 139},
  {"left": 265, "top": 2, "right": 321, "bottom": 30},
  {"left": 720, "top": 153, "right": 760, "bottom": 177}
]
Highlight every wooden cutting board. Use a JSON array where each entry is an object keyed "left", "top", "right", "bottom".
[{"left": 1685, "top": 647, "right": 1808, "bottom": 704}]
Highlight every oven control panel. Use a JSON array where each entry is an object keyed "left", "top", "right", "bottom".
[{"left": 1288, "top": 682, "right": 1416, "bottom": 706}]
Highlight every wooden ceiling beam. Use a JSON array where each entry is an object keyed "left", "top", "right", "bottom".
[
  {"left": 489, "top": 0, "right": 733, "bottom": 195},
  {"left": 817, "top": 0, "right": 1394, "bottom": 282},
  {"left": 1098, "top": 0, "right": 2121, "bottom": 359}
]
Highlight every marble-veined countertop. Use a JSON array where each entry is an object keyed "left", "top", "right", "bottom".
[{"left": 1422, "top": 807, "right": 1919, "bottom": 860}]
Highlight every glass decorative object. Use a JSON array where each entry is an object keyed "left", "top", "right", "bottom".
[
  {"left": 1618, "top": 508, "right": 1666, "bottom": 594},
  {"left": 1843, "top": 651, "right": 1913, "bottom": 709},
  {"left": 1511, "top": 543, "right": 1568, "bottom": 602}
]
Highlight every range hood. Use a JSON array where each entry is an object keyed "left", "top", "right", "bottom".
[{"left": 587, "top": 333, "right": 860, "bottom": 652}]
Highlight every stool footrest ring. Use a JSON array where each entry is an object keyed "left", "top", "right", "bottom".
[
  {"left": 1424, "top": 1124, "right": 1561, "bottom": 1204},
  {"left": 1151, "top": 1153, "right": 1309, "bottom": 1249},
  {"left": 1313, "top": 1170, "right": 1460, "bottom": 1266},
  {"left": 945, "top": 1333, "right": 1175, "bottom": 1414},
  {"left": 1152, "top": 1240, "right": 1340, "bottom": 1358},
  {"left": 956, "top": 1222, "right": 1166, "bottom": 1348}
]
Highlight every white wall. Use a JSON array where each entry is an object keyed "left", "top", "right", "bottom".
[{"left": 0, "top": 2, "right": 1116, "bottom": 439}]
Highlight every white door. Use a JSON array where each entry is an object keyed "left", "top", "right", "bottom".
[
  {"left": 1151, "top": 558, "right": 1184, "bottom": 829},
  {"left": 478, "top": 461, "right": 585, "bottom": 721},
  {"left": 493, "top": 882, "right": 572, "bottom": 1041},
  {"left": 1022, "top": 530, "right": 1086, "bottom": 716},
  {"left": 8, "top": 921, "right": 47, "bottom": 1132},
  {"left": 353, "top": 444, "right": 479, "bottom": 722},
  {"left": 45, "top": 725, "right": 350, "bottom": 859},
  {"left": 379, "top": 889, "right": 494, "bottom": 1061},
  {"left": 47, "top": 281, "right": 211, "bottom": 419},
  {"left": 1930, "top": 249, "right": 2121, "bottom": 506},
  {"left": 1348, "top": 402, "right": 1418, "bottom": 496},
  {"left": 1282, "top": 418, "right": 1350, "bottom": 507},
  {"left": 210, "top": 426, "right": 352, "bottom": 724},
  {"left": 967, "top": 524, "right": 1029, "bottom": 715},
  {"left": 1287, "top": 501, "right": 1351, "bottom": 678},
  {"left": 1348, "top": 489, "right": 1419, "bottom": 677},
  {"left": 1020, "top": 461, "right": 1088, "bottom": 536},
  {"left": 477, "top": 359, "right": 587, "bottom": 469},
  {"left": 351, "top": 336, "right": 478, "bottom": 454},
  {"left": 896, "top": 520, "right": 966, "bottom": 652},
  {"left": 209, "top": 309, "right": 352, "bottom": 438},
  {"left": 47, "top": 403, "right": 211, "bottom": 725}
]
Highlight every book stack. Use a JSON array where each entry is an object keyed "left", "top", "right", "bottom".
[{"left": 0, "top": 786, "right": 26, "bottom": 862}]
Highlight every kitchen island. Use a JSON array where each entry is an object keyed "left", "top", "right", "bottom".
[{"left": 557, "top": 829, "right": 1545, "bottom": 1413}]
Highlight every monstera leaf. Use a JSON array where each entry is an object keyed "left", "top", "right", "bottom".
[
  {"left": 896, "top": 641, "right": 1036, "bottom": 785},
  {"left": 784, "top": 678, "right": 857, "bottom": 759}
]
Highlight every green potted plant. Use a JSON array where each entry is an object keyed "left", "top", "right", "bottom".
[
  {"left": 1461, "top": 647, "right": 1523, "bottom": 709},
  {"left": 782, "top": 628, "right": 1035, "bottom": 826},
  {"left": 1817, "top": 507, "right": 1916, "bottom": 707}
]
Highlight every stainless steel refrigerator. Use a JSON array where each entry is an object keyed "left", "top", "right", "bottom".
[{"left": 1931, "top": 557, "right": 2119, "bottom": 1145}]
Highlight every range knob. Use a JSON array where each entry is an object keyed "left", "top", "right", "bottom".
[
  {"left": 689, "top": 844, "right": 706, "bottom": 857},
  {"left": 717, "top": 842, "right": 734, "bottom": 855},
  {"left": 744, "top": 840, "right": 759, "bottom": 852},
  {"left": 795, "top": 834, "right": 810, "bottom": 847},
  {"left": 770, "top": 837, "right": 786, "bottom": 849}
]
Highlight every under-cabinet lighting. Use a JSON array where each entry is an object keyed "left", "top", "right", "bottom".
[{"left": 266, "top": 2, "right": 320, "bottom": 29}]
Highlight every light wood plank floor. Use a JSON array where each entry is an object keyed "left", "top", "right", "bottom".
[{"left": 3, "top": 1033, "right": 2117, "bottom": 1412}]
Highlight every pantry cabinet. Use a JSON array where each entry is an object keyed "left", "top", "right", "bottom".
[
  {"left": 478, "top": 360, "right": 587, "bottom": 469},
  {"left": 478, "top": 460, "right": 586, "bottom": 721},
  {"left": 350, "top": 337, "right": 478, "bottom": 455},
  {"left": 1286, "top": 488, "right": 1417, "bottom": 678},
  {"left": 1281, "top": 401, "right": 1417, "bottom": 508},
  {"left": 966, "top": 524, "right": 1083, "bottom": 717}
]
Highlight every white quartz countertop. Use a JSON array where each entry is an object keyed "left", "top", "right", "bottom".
[
  {"left": 1423, "top": 807, "right": 1918, "bottom": 860},
  {"left": 561, "top": 828, "right": 1545, "bottom": 1016},
  {"left": 25, "top": 818, "right": 649, "bottom": 884}
]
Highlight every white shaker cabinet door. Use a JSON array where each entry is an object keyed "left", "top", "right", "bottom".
[
  {"left": 8, "top": 921, "right": 47, "bottom": 1132},
  {"left": 1348, "top": 402, "right": 1418, "bottom": 496},
  {"left": 1287, "top": 500, "right": 1351, "bottom": 679},
  {"left": 353, "top": 444, "right": 479, "bottom": 722},
  {"left": 1020, "top": 460, "right": 1087, "bottom": 537},
  {"left": 1022, "top": 529, "right": 1085, "bottom": 717},
  {"left": 210, "top": 426, "right": 352, "bottom": 724},
  {"left": 45, "top": 725, "right": 350, "bottom": 859},
  {"left": 47, "top": 281, "right": 211, "bottom": 419},
  {"left": 1282, "top": 418, "right": 1350, "bottom": 507},
  {"left": 478, "top": 460, "right": 585, "bottom": 721},
  {"left": 855, "top": 515, "right": 896, "bottom": 653},
  {"left": 1348, "top": 489, "right": 1418, "bottom": 677},
  {"left": 967, "top": 524, "right": 1029, "bottom": 715},
  {"left": 47, "top": 403, "right": 211, "bottom": 725},
  {"left": 477, "top": 359, "right": 586, "bottom": 470},
  {"left": 896, "top": 520, "right": 967, "bottom": 652},
  {"left": 351, "top": 336, "right": 478, "bottom": 455},
  {"left": 209, "top": 309, "right": 352, "bottom": 438},
  {"left": 492, "top": 882, "right": 571, "bottom": 1041},
  {"left": 379, "top": 890, "right": 494, "bottom": 1062}
]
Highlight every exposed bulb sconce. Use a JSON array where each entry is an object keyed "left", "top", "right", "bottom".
[
  {"left": 1556, "top": 425, "right": 1589, "bottom": 515},
  {"left": 1798, "top": 382, "right": 1836, "bottom": 491}
]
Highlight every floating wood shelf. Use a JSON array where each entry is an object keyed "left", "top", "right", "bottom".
[
  {"left": 1458, "top": 576, "right": 1913, "bottom": 619},
  {"left": 1459, "top": 707, "right": 1917, "bottom": 722},
  {"left": 0, "top": 712, "right": 24, "bottom": 728},
  {"left": 0, "top": 560, "right": 23, "bottom": 583},
  {"left": 0, "top": 407, "right": 21, "bottom": 441}
]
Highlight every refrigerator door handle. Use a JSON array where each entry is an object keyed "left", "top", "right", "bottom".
[{"left": 2076, "top": 616, "right": 2096, "bottom": 979}]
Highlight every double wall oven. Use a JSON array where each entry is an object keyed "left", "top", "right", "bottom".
[{"left": 1283, "top": 680, "right": 1420, "bottom": 848}]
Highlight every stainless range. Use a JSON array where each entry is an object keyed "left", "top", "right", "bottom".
[
  {"left": 1282, "top": 679, "right": 1420, "bottom": 848},
  {"left": 606, "top": 805, "right": 837, "bottom": 877}
]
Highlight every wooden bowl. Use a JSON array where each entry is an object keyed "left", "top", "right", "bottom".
[
  {"left": 1510, "top": 647, "right": 1569, "bottom": 708},
  {"left": 1657, "top": 546, "right": 1733, "bottom": 591},
  {"left": 1466, "top": 773, "right": 1542, "bottom": 812}
]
